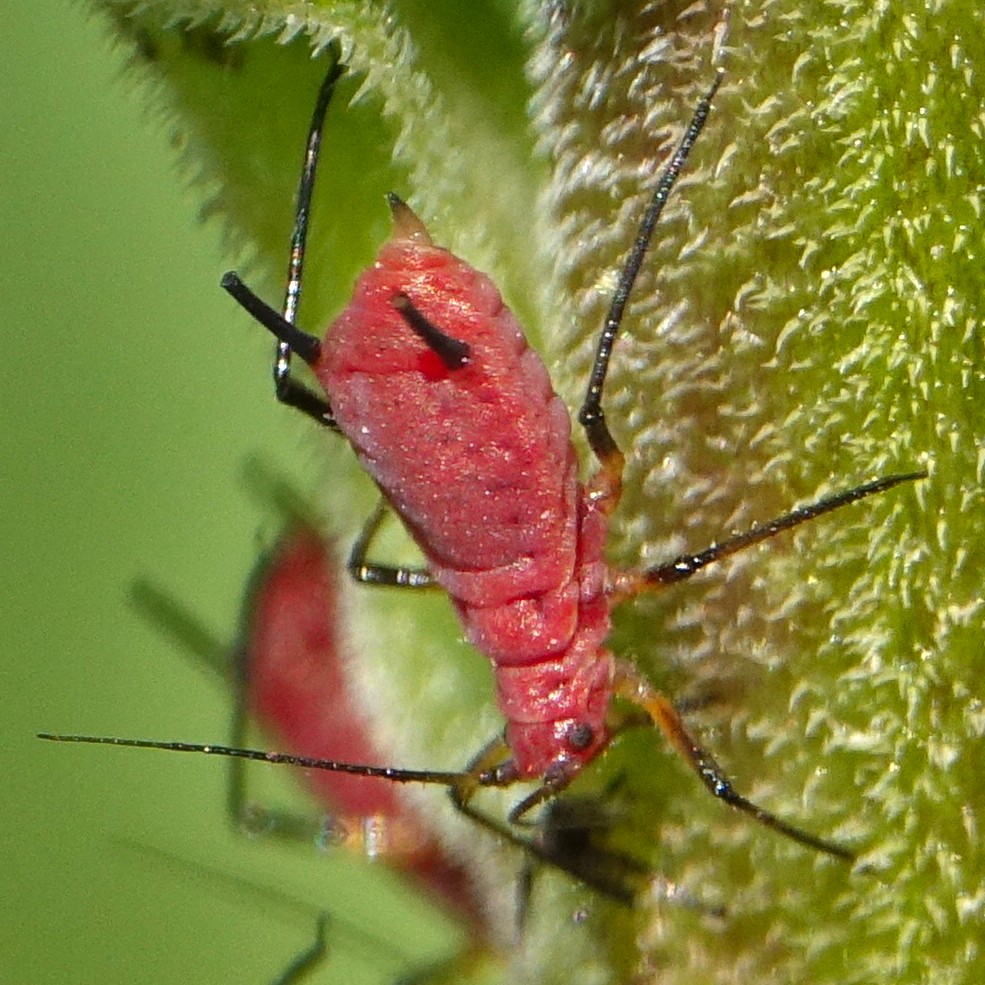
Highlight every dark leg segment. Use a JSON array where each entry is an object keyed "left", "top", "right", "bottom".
[
  {"left": 611, "top": 470, "right": 927, "bottom": 601},
  {"left": 612, "top": 662, "right": 854, "bottom": 861},
  {"left": 451, "top": 797, "right": 637, "bottom": 906},
  {"left": 348, "top": 499, "right": 434, "bottom": 588}
]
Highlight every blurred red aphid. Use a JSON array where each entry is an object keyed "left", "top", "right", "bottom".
[{"left": 242, "top": 523, "right": 482, "bottom": 924}]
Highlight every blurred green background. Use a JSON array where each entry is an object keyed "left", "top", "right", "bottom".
[{"left": 2, "top": 4, "right": 461, "bottom": 983}]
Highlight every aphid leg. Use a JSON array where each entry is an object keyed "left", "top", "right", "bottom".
[
  {"left": 449, "top": 733, "right": 514, "bottom": 807},
  {"left": 130, "top": 578, "right": 228, "bottom": 682},
  {"left": 221, "top": 47, "right": 346, "bottom": 431},
  {"left": 611, "top": 661, "right": 855, "bottom": 861},
  {"left": 129, "top": 578, "right": 331, "bottom": 844},
  {"left": 389, "top": 950, "right": 491, "bottom": 985},
  {"left": 271, "top": 912, "right": 329, "bottom": 985},
  {"left": 609, "top": 470, "right": 927, "bottom": 603},
  {"left": 240, "top": 455, "right": 324, "bottom": 532},
  {"left": 347, "top": 499, "right": 435, "bottom": 589},
  {"left": 224, "top": 607, "right": 323, "bottom": 844},
  {"left": 577, "top": 71, "right": 723, "bottom": 511},
  {"left": 504, "top": 773, "right": 572, "bottom": 825},
  {"left": 600, "top": 472, "right": 925, "bottom": 857}
]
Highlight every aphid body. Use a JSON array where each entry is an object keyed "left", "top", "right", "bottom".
[
  {"left": 213, "top": 60, "right": 923, "bottom": 856},
  {"left": 242, "top": 523, "right": 482, "bottom": 920},
  {"left": 320, "top": 203, "right": 612, "bottom": 784}
]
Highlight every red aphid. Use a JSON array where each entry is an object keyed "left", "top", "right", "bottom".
[
  {"left": 320, "top": 203, "right": 612, "bottom": 782},
  {"left": 243, "top": 524, "right": 481, "bottom": 923},
  {"left": 213, "top": 60, "right": 922, "bottom": 859}
]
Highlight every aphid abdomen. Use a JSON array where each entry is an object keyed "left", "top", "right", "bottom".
[
  {"left": 492, "top": 492, "right": 615, "bottom": 778},
  {"left": 319, "top": 219, "right": 581, "bottom": 606}
]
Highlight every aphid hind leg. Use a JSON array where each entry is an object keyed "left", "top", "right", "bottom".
[
  {"left": 611, "top": 662, "right": 855, "bottom": 861},
  {"left": 220, "top": 49, "right": 345, "bottom": 432},
  {"left": 348, "top": 499, "right": 435, "bottom": 589},
  {"left": 577, "top": 72, "right": 723, "bottom": 510}
]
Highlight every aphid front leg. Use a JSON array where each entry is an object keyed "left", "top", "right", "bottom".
[
  {"left": 446, "top": 738, "right": 579, "bottom": 857},
  {"left": 611, "top": 662, "right": 856, "bottom": 862}
]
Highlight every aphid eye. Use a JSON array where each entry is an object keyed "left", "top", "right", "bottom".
[{"left": 566, "top": 723, "right": 595, "bottom": 752}]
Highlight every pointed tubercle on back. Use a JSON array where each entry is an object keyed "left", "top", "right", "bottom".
[{"left": 386, "top": 192, "right": 433, "bottom": 245}]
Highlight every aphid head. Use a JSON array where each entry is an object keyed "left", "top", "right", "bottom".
[{"left": 506, "top": 716, "right": 610, "bottom": 783}]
